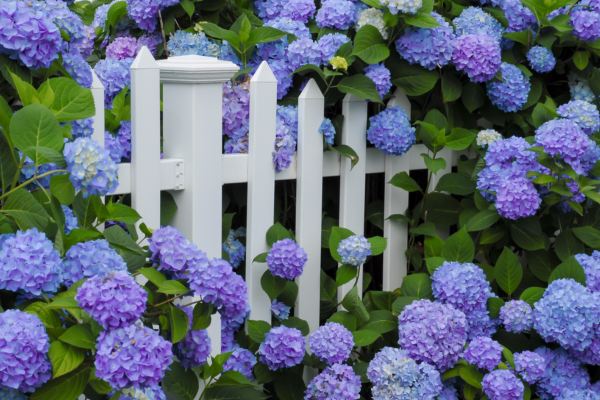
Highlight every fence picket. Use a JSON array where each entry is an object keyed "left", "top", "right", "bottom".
[{"left": 90, "top": 71, "right": 104, "bottom": 146}]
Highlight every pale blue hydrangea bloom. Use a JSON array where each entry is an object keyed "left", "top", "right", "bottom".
[
  {"left": 337, "top": 235, "right": 372, "bottom": 266},
  {"left": 167, "top": 31, "right": 220, "bottom": 57},
  {"left": 318, "top": 33, "right": 350, "bottom": 65},
  {"left": 557, "top": 100, "right": 600, "bottom": 135},
  {"left": 62, "top": 205, "right": 78, "bottom": 234},
  {"left": 486, "top": 62, "right": 530, "bottom": 112},
  {"left": 476, "top": 129, "right": 502, "bottom": 147},
  {"left": 570, "top": 76, "right": 596, "bottom": 102},
  {"left": 94, "top": 57, "right": 134, "bottom": 108},
  {"left": 557, "top": 389, "right": 600, "bottom": 400},
  {"left": 380, "top": 0, "right": 423, "bottom": 14},
  {"left": 454, "top": 7, "right": 504, "bottom": 43},
  {"left": 120, "top": 385, "right": 167, "bottom": 400},
  {"left": 527, "top": 46, "right": 556, "bottom": 73},
  {"left": 64, "top": 137, "right": 119, "bottom": 197},
  {"left": 0, "top": 388, "right": 27, "bottom": 400},
  {"left": 365, "top": 63, "right": 392, "bottom": 98},
  {"left": 500, "top": 300, "right": 532, "bottom": 333},
  {"left": 318, "top": 118, "right": 336, "bottom": 145},
  {"left": 223, "top": 229, "right": 246, "bottom": 268}
]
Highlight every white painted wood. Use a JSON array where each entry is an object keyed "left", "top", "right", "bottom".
[
  {"left": 246, "top": 62, "right": 277, "bottom": 324},
  {"left": 338, "top": 94, "right": 368, "bottom": 307},
  {"left": 90, "top": 71, "right": 104, "bottom": 146},
  {"left": 295, "top": 79, "right": 324, "bottom": 334},
  {"left": 112, "top": 158, "right": 185, "bottom": 195},
  {"left": 131, "top": 47, "right": 161, "bottom": 232},
  {"left": 382, "top": 90, "right": 411, "bottom": 292}
]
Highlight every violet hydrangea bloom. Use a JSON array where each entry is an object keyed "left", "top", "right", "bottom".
[
  {"left": 175, "top": 306, "right": 212, "bottom": 368},
  {"left": 367, "top": 107, "right": 416, "bottom": 156},
  {"left": 221, "top": 317, "right": 241, "bottom": 353},
  {"left": 453, "top": 7, "right": 504, "bottom": 43},
  {"left": 95, "top": 323, "right": 173, "bottom": 389},
  {"left": 495, "top": 177, "right": 541, "bottom": 220},
  {"left": 271, "top": 299, "right": 291, "bottom": 320},
  {"left": 500, "top": 0, "right": 537, "bottom": 32},
  {"left": 365, "top": 64, "right": 392, "bottom": 98},
  {"left": 287, "top": 37, "right": 322, "bottom": 70},
  {"left": 463, "top": 337, "right": 502, "bottom": 371},
  {"left": 62, "top": 48, "right": 93, "bottom": 88},
  {"left": 267, "top": 239, "right": 308, "bottom": 279},
  {"left": 486, "top": 62, "right": 530, "bottom": 112},
  {"left": 188, "top": 257, "right": 232, "bottom": 304},
  {"left": 316, "top": 0, "right": 358, "bottom": 29},
  {"left": 127, "top": 0, "right": 178, "bottom": 32},
  {"left": 62, "top": 239, "right": 128, "bottom": 287},
  {"left": 270, "top": 59, "right": 295, "bottom": 99},
  {"left": 217, "top": 272, "right": 251, "bottom": 325},
  {"left": 318, "top": 118, "right": 336, "bottom": 146},
  {"left": 62, "top": 205, "right": 78, "bottom": 234},
  {"left": 64, "top": 137, "right": 119, "bottom": 197},
  {"left": 482, "top": 369, "right": 524, "bottom": 400},
  {"left": 453, "top": 34, "right": 501, "bottom": 83},
  {"left": 576, "top": 251, "right": 600, "bottom": 292},
  {"left": 222, "top": 229, "right": 246, "bottom": 268},
  {"left": 557, "top": 389, "right": 600, "bottom": 400},
  {"left": 318, "top": 33, "right": 350, "bottom": 65},
  {"left": 223, "top": 348, "right": 257, "bottom": 380},
  {"left": 527, "top": 46, "right": 556, "bottom": 73},
  {"left": 438, "top": 382, "right": 459, "bottom": 400},
  {"left": 255, "top": 0, "right": 316, "bottom": 22},
  {"left": 514, "top": 351, "right": 546, "bottom": 384},
  {"left": 571, "top": 10, "right": 600, "bottom": 42},
  {"left": 337, "top": 235, "right": 372, "bottom": 266},
  {"left": 137, "top": 34, "right": 161, "bottom": 55},
  {"left": 309, "top": 322, "right": 354, "bottom": 365},
  {"left": 397, "top": 300, "right": 468, "bottom": 371},
  {"left": 148, "top": 226, "right": 209, "bottom": 277},
  {"left": 259, "top": 326, "right": 306, "bottom": 370},
  {"left": 534, "top": 347, "right": 590, "bottom": 399},
  {"left": 367, "top": 347, "right": 443, "bottom": 400},
  {"left": 557, "top": 100, "right": 600, "bottom": 135},
  {"left": 76, "top": 271, "right": 147, "bottom": 330},
  {"left": 107, "top": 36, "right": 138, "bottom": 60},
  {"left": 534, "top": 119, "right": 592, "bottom": 174},
  {"left": 120, "top": 386, "right": 166, "bottom": 400},
  {"left": 0, "top": 228, "right": 62, "bottom": 296},
  {"left": 222, "top": 79, "right": 250, "bottom": 138},
  {"left": 500, "top": 300, "right": 533, "bottom": 333},
  {"left": 94, "top": 57, "right": 133, "bottom": 108},
  {"left": 305, "top": 364, "right": 361, "bottom": 400},
  {"left": 71, "top": 117, "right": 94, "bottom": 139}
]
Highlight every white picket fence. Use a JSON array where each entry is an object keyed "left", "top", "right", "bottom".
[{"left": 89, "top": 47, "right": 463, "bottom": 360}]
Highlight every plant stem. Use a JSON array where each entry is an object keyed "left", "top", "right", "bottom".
[
  {"left": 151, "top": 293, "right": 188, "bottom": 308},
  {"left": 158, "top": 10, "right": 170, "bottom": 58},
  {"left": 0, "top": 169, "right": 69, "bottom": 201}
]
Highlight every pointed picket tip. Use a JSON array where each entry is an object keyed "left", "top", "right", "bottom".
[
  {"left": 91, "top": 70, "right": 104, "bottom": 89},
  {"left": 131, "top": 46, "right": 159, "bottom": 69},
  {"left": 251, "top": 61, "right": 277, "bottom": 84},
  {"left": 342, "top": 93, "right": 365, "bottom": 103},
  {"left": 298, "top": 78, "right": 323, "bottom": 100}
]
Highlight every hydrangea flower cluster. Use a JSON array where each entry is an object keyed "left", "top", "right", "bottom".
[
  {"left": 365, "top": 64, "right": 392, "bottom": 98},
  {"left": 514, "top": 351, "right": 546, "bottom": 384},
  {"left": 222, "top": 79, "right": 250, "bottom": 140},
  {"left": 316, "top": 0, "right": 358, "bottom": 29},
  {"left": 273, "top": 105, "right": 299, "bottom": 171},
  {"left": 120, "top": 386, "right": 166, "bottom": 400},
  {"left": 463, "top": 337, "right": 502, "bottom": 370},
  {"left": 126, "top": 0, "right": 178, "bottom": 32},
  {"left": 397, "top": 299, "right": 468, "bottom": 370},
  {"left": 576, "top": 251, "right": 600, "bottom": 292},
  {"left": 453, "top": 34, "right": 501, "bottom": 83},
  {"left": 534, "top": 347, "right": 590, "bottom": 399},
  {"left": 356, "top": 8, "right": 388, "bottom": 39},
  {"left": 64, "top": 137, "right": 119, "bottom": 197},
  {"left": 94, "top": 57, "right": 134, "bottom": 108},
  {"left": 367, "top": 347, "right": 442, "bottom": 400},
  {"left": 0, "top": 228, "right": 62, "bottom": 295},
  {"left": 175, "top": 306, "right": 212, "bottom": 368},
  {"left": 309, "top": 322, "right": 354, "bottom": 365},
  {"left": 271, "top": 299, "right": 291, "bottom": 320},
  {"left": 337, "top": 235, "right": 372, "bottom": 266},
  {"left": 367, "top": 107, "right": 416, "bottom": 156},
  {"left": 0, "top": 388, "right": 27, "bottom": 400},
  {"left": 318, "top": 118, "right": 336, "bottom": 146},
  {"left": 500, "top": 0, "right": 537, "bottom": 32},
  {"left": 62, "top": 48, "right": 93, "bottom": 88},
  {"left": 437, "top": 382, "right": 459, "bottom": 400},
  {"left": 381, "top": 0, "right": 423, "bottom": 14},
  {"left": 259, "top": 326, "right": 306, "bottom": 370},
  {"left": 482, "top": 369, "right": 524, "bottom": 400},
  {"left": 217, "top": 272, "right": 251, "bottom": 324},
  {"left": 571, "top": 10, "right": 600, "bottom": 42},
  {"left": 486, "top": 62, "right": 530, "bottom": 112},
  {"left": 223, "top": 348, "right": 257, "bottom": 380},
  {"left": 557, "top": 100, "right": 600, "bottom": 135},
  {"left": 62, "top": 205, "right": 78, "bottom": 233},
  {"left": 255, "top": 0, "right": 316, "bottom": 22},
  {"left": 62, "top": 239, "right": 127, "bottom": 287},
  {"left": 569, "top": 74, "right": 596, "bottom": 102},
  {"left": 500, "top": 300, "right": 533, "bottom": 333},
  {"left": 535, "top": 118, "right": 593, "bottom": 174},
  {"left": 305, "top": 364, "right": 361, "bottom": 400},
  {"left": 318, "top": 34, "right": 350, "bottom": 64},
  {"left": 0, "top": 310, "right": 52, "bottom": 392},
  {"left": 476, "top": 129, "right": 502, "bottom": 147},
  {"left": 222, "top": 228, "right": 246, "bottom": 268},
  {"left": 148, "top": 226, "right": 209, "bottom": 276},
  {"left": 453, "top": 7, "right": 504, "bottom": 43},
  {"left": 527, "top": 46, "right": 556, "bottom": 73},
  {"left": 95, "top": 323, "right": 173, "bottom": 389},
  {"left": 557, "top": 389, "right": 600, "bottom": 400},
  {"left": 107, "top": 36, "right": 138, "bottom": 60},
  {"left": 106, "top": 121, "right": 132, "bottom": 163},
  {"left": 71, "top": 118, "right": 95, "bottom": 139},
  {"left": 267, "top": 239, "right": 308, "bottom": 279},
  {"left": 187, "top": 256, "right": 232, "bottom": 302},
  {"left": 167, "top": 31, "right": 221, "bottom": 57},
  {"left": 495, "top": 177, "right": 541, "bottom": 220},
  {"left": 287, "top": 38, "right": 323, "bottom": 70}
]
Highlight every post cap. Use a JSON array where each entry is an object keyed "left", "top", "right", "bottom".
[{"left": 157, "top": 55, "right": 240, "bottom": 84}]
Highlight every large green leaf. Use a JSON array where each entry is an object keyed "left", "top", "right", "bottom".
[
  {"left": 158, "top": 281, "right": 190, "bottom": 295},
  {"left": 494, "top": 247, "right": 523, "bottom": 296},
  {"left": 487, "top": 297, "right": 505, "bottom": 318},
  {"left": 342, "top": 286, "right": 370, "bottom": 325},
  {"left": 442, "top": 228, "right": 475, "bottom": 263},
  {"left": 0, "top": 130, "right": 18, "bottom": 192},
  {"left": 400, "top": 274, "right": 433, "bottom": 299},
  {"left": 467, "top": 209, "right": 501, "bottom": 232},
  {"left": 555, "top": 228, "right": 585, "bottom": 262},
  {"left": 352, "top": 330, "right": 381, "bottom": 346},
  {"left": 170, "top": 305, "right": 190, "bottom": 343},
  {"left": 572, "top": 226, "right": 600, "bottom": 249},
  {"left": 59, "top": 325, "right": 96, "bottom": 349},
  {"left": 389, "top": 171, "right": 421, "bottom": 192},
  {"left": 281, "top": 316, "right": 310, "bottom": 336},
  {"left": 361, "top": 310, "right": 397, "bottom": 333},
  {"left": 327, "top": 311, "right": 357, "bottom": 331},
  {"left": 510, "top": 217, "right": 545, "bottom": 251},
  {"left": 441, "top": 70, "right": 462, "bottom": 102},
  {"left": 445, "top": 128, "right": 475, "bottom": 150},
  {"left": 458, "top": 366, "right": 483, "bottom": 389},
  {"left": 247, "top": 26, "right": 287, "bottom": 45},
  {"left": 403, "top": 11, "right": 441, "bottom": 28},
  {"left": 48, "top": 341, "right": 84, "bottom": 378},
  {"left": 336, "top": 264, "right": 358, "bottom": 286},
  {"left": 462, "top": 82, "right": 485, "bottom": 113},
  {"left": 2, "top": 188, "right": 49, "bottom": 231},
  {"left": 261, "top": 269, "right": 287, "bottom": 300},
  {"left": 329, "top": 226, "right": 355, "bottom": 263},
  {"left": 163, "top": 361, "right": 200, "bottom": 400},
  {"left": 266, "top": 222, "right": 293, "bottom": 247},
  {"left": 337, "top": 75, "right": 383, "bottom": 103},
  {"left": 50, "top": 175, "right": 76, "bottom": 206},
  {"left": 435, "top": 173, "right": 476, "bottom": 195},
  {"left": 45, "top": 78, "right": 95, "bottom": 122},
  {"left": 520, "top": 287, "right": 545, "bottom": 307},
  {"left": 273, "top": 370, "right": 307, "bottom": 400},
  {"left": 548, "top": 256, "right": 587, "bottom": 286},
  {"left": 392, "top": 69, "right": 439, "bottom": 96},
  {"left": 351, "top": 25, "right": 389, "bottom": 64},
  {"left": 527, "top": 250, "right": 558, "bottom": 282},
  {"left": 30, "top": 365, "right": 91, "bottom": 400},
  {"left": 247, "top": 320, "right": 271, "bottom": 343},
  {"left": 425, "top": 193, "right": 461, "bottom": 227}
]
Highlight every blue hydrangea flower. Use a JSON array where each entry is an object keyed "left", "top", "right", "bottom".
[
  {"left": 570, "top": 76, "right": 596, "bottom": 102},
  {"left": 175, "top": 306, "right": 212, "bottom": 368},
  {"left": 71, "top": 117, "right": 94, "bottom": 139},
  {"left": 273, "top": 123, "right": 297, "bottom": 172},
  {"left": 571, "top": 10, "right": 600, "bottom": 42},
  {"left": 167, "top": 31, "right": 220, "bottom": 57},
  {"left": 568, "top": 333, "right": 600, "bottom": 365},
  {"left": 225, "top": 136, "right": 249, "bottom": 154},
  {"left": 454, "top": 7, "right": 504, "bottom": 43},
  {"left": 148, "top": 226, "right": 209, "bottom": 277},
  {"left": 318, "top": 118, "right": 336, "bottom": 146},
  {"left": 269, "top": 59, "right": 295, "bottom": 99},
  {"left": 62, "top": 47, "right": 93, "bottom": 88},
  {"left": 19, "top": 155, "right": 61, "bottom": 190},
  {"left": 557, "top": 389, "right": 600, "bottom": 400},
  {"left": 63, "top": 239, "right": 127, "bottom": 287},
  {"left": 463, "top": 337, "right": 502, "bottom": 371},
  {"left": 500, "top": 300, "right": 533, "bottom": 333},
  {"left": 309, "top": 322, "right": 354, "bottom": 365},
  {"left": 367, "top": 107, "right": 416, "bottom": 156},
  {"left": 395, "top": 12, "right": 455, "bottom": 70},
  {"left": 306, "top": 364, "right": 361, "bottom": 400},
  {"left": 482, "top": 369, "right": 524, "bottom": 400},
  {"left": 381, "top": 0, "right": 423, "bottom": 14},
  {"left": 495, "top": 177, "right": 541, "bottom": 220},
  {"left": 95, "top": 323, "right": 173, "bottom": 390},
  {"left": 316, "top": 0, "right": 358, "bottom": 29},
  {"left": 64, "top": 137, "right": 119, "bottom": 197},
  {"left": 437, "top": 382, "right": 459, "bottom": 400},
  {"left": 137, "top": 33, "right": 161, "bottom": 56},
  {"left": 255, "top": 0, "right": 316, "bottom": 22},
  {"left": 271, "top": 299, "right": 291, "bottom": 320},
  {"left": 527, "top": 46, "right": 556, "bottom": 73},
  {"left": 367, "top": 347, "right": 443, "bottom": 400},
  {"left": 126, "top": 0, "right": 178, "bottom": 32},
  {"left": 500, "top": 0, "right": 537, "bottom": 32},
  {"left": 0, "top": 388, "right": 27, "bottom": 400},
  {"left": 337, "top": 235, "right": 372, "bottom": 266},
  {"left": 365, "top": 63, "right": 392, "bottom": 98},
  {"left": 223, "top": 348, "right": 257, "bottom": 380},
  {"left": 0, "top": 228, "right": 62, "bottom": 295},
  {"left": 217, "top": 271, "right": 251, "bottom": 325},
  {"left": 486, "top": 62, "right": 530, "bottom": 112},
  {"left": 120, "top": 386, "right": 166, "bottom": 400},
  {"left": 557, "top": 100, "right": 600, "bottom": 135},
  {"left": 94, "top": 57, "right": 133, "bottom": 108},
  {"left": 514, "top": 351, "right": 546, "bottom": 384},
  {"left": 398, "top": 300, "right": 468, "bottom": 371},
  {"left": 62, "top": 205, "right": 78, "bottom": 234},
  {"left": 287, "top": 37, "right": 322, "bottom": 70},
  {"left": 535, "top": 119, "right": 592, "bottom": 174},
  {"left": 534, "top": 347, "right": 590, "bottom": 399},
  {"left": 267, "top": 239, "right": 308, "bottom": 279},
  {"left": 223, "top": 229, "right": 246, "bottom": 268},
  {"left": 453, "top": 34, "right": 501, "bottom": 82},
  {"left": 318, "top": 33, "right": 350, "bottom": 65},
  {"left": 222, "top": 79, "right": 250, "bottom": 137},
  {"left": 257, "top": 18, "right": 311, "bottom": 60},
  {"left": 576, "top": 251, "right": 600, "bottom": 292},
  {"left": 0, "top": 310, "right": 51, "bottom": 392},
  {"left": 221, "top": 316, "right": 242, "bottom": 353},
  {"left": 259, "top": 326, "right": 306, "bottom": 370}
]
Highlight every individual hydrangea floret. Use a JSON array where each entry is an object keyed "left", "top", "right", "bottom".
[
  {"left": 495, "top": 177, "right": 541, "bottom": 220},
  {"left": 148, "top": 226, "right": 209, "bottom": 277},
  {"left": 500, "top": 300, "right": 533, "bottom": 333},
  {"left": 0, "top": 310, "right": 52, "bottom": 392},
  {"left": 395, "top": 12, "right": 455, "bottom": 70},
  {"left": 380, "top": 0, "right": 423, "bottom": 14},
  {"left": 62, "top": 205, "right": 78, "bottom": 234},
  {"left": 0, "top": 228, "right": 62, "bottom": 295},
  {"left": 482, "top": 369, "right": 524, "bottom": 400},
  {"left": 106, "top": 36, "right": 138, "bottom": 60},
  {"left": 271, "top": 299, "right": 291, "bottom": 320},
  {"left": 76, "top": 271, "right": 147, "bottom": 330},
  {"left": 259, "top": 326, "right": 306, "bottom": 370},
  {"left": 365, "top": 64, "right": 392, "bottom": 98},
  {"left": 337, "top": 235, "right": 372, "bottom": 266},
  {"left": 62, "top": 239, "right": 128, "bottom": 287},
  {"left": 527, "top": 46, "right": 556, "bottom": 73},
  {"left": 95, "top": 323, "right": 173, "bottom": 389},
  {"left": 463, "top": 337, "right": 502, "bottom": 371},
  {"left": 175, "top": 306, "right": 211, "bottom": 368},
  {"left": 318, "top": 118, "right": 336, "bottom": 146},
  {"left": 576, "top": 251, "right": 600, "bottom": 292},
  {"left": 557, "top": 100, "right": 600, "bottom": 135},
  {"left": 309, "top": 322, "right": 354, "bottom": 365},
  {"left": 222, "top": 229, "right": 246, "bottom": 269},
  {"left": 534, "top": 347, "right": 590, "bottom": 399},
  {"left": 398, "top": 300, "right": 468, "bottom": 371},
  {"left": 305, "top": 364, "right": 361, "bottom": 400},
  {"left": 367, "top": 107, "right": 416, "bottom": 156},
  {"left": 367, "top": 347, "right": 443, "bottom": 400},
  {"left": 120, "top": 385, "right": 166, "bottom": 400},
  {"left": 476, "top": 129, "right": 502, "bottom": 147},
  {"left": 534, "top": 119, "right": 592, "bottom": 174},
  {"left": 453, "top": 7, "right": 504, "bottom": 43},
  {"left": 64, "top": 137, "right": 119, "bottom": 197},
  {"left": 486, "top": 62, "right": 530, "bottom": 112},
  {"left": 356, "top": 8, "right": 388, "bottom": 39},
  {"left": 316, "top": 0, "right": 358, "bottom": 29},
  {"left": 571, "top": 10, "right": 600, "bottom": 42},
  {"left": 453, "top": 34, "right": 501, "bottom": 83},
  {"left": 318, "top": 33, "right": 350, "bottom": 65},
  {"left": 514, "top": 351, "right": 546, "bottom": 384},
  {"left": 267, "top": 239, "right": 308, "bottom": 279},
  {"left": 223, "top": 348, "right": 257, "bottom": 380},
  {"left": 94, "top": 58, "right": 133, "bottom": 108}
]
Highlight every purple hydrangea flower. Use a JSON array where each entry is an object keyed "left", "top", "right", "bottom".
[
  {"left": 259, "top": 326, "right": 306, "bottom": 370},
  {"left": 62, "top": 48, "right": 93, "bottom": 88},
  {"left": 309, "top": 322, "right": 354, "bottom": 365},
  {"left": 269, "top": 59, "right": 295, "bottom": 99},
  {"left": 316, "top": 0, "right": 358, "bottom": 29},
  {"left": 222, "top": 79, "right": 250, "bottom": 138},
  {"left": 501, "top": 0, "right": 537, "bottom": 32},
  {"left": 71, "top": 117, "right": 94, "bottom": 139},
  {"left": 148, "top": 226, "right": 209, "bottom": 277},
  {"left": 137, "top": 34, "right": 161, "bottom": 55},
  {"left": 500, "top": 300, "right": 533, "bottom": 333},
  {"left": 175, "top": 306, "right": 212, "bottom": 368},
  {"left": 337, "top": 235, "right": 372, "bottom": 266},
  {"left": 63, "top": 239, "right": 127, "bottom": 287},
  {"left": 576, "top": 251, "right": 600, "bottom": 292},
  {"left": 188, "top": 257, "right": 232, "bottom": 304},
  {"left": 223, "top": 348, "right": 257, "bottom": 380},
  {"left": 482, "top": 369, "right": 524, "bottom": 400},
  {"left": 527, "top": 46, "right": 556, "bottom": 73},
  {"left": 76, "top": 25, "right": 96, "bottom": 59},
  {"left": 533, "top": 279, "right": 600, "bottom": 351},
  {"left": 463, "top": 337, "right": 502, "bottom": 371},
  {"left": 569, "top": 333, "right": 600, "bottom": 365},
  {"left": 0, "top": 387, "right": 27, "bottom": 400},
  {"left": 514, "top": 351, "right": 546, "bottom": 384},
  {"left": 287, "top": 37, "right": 322, "bottom": 70},
  {"left": 495, "top": 177, "right": 541, "bottom": 220},
  {"left": 535, "top": 119, "right": 592, "bottom": 174},
  {"left": 223, "top": 229, "right": 246, "bottom": 269},
  {"left": 126, "top": 0, "right": 178, "bottom": 32},
  {"left": 365, "top": 63, "right": 392, "bottom": 98},
  {"left": 62, "top": 205, "right": 78, "bottom": 234},
  {"left": 0, "top": 310, "right": 51, "bottom": 392},
  {"left": 453, "top": 7, "right": 504, "bottom": 43},
  {"left": 0, "top": 228, "right": 62, "bottom": 295},
  {"left": 395, "top": 12, "right": 455, "bottom": 70},
  {"left": 255, "top": 0, "right": 316, "bottom": 22},
  {"left": 453, "top": 34, "right": 501, "bottom": 83},
  {"left": 225, "top": 136, "right": 249, "bottom": 154},
  {"left": 120, "top": 385, "right": 166, "bottom": 400},
  {"left": 277, "top": 105, "right": 299, "bottom": 140},
  {"left": 64, "top": 137, "right": 119, "bottom": 197},
  {"left": 217, "top": 271, "right": 251, "bottom": 325},
  {"left": 221, "top": 316, "right": 241, "bottom": 352},
  {"left": 367, "top": 107, "right": 416, "bottom": 156},
  {"left": 76, "top": 271, "right": 147, "bottom": 330},
  {"left": 557, "top": 100, "right": 600, "bottom": 135},
  {"left": 397, "top": 300, "right": 468, "bottom": 371},
  {"left": 318, "top": 33, "right": 350, "bottom": 65},
  {"left": 367, "top": 347, "right": 443, "bottom": 400},
  {"left": 557, "top": 388, "right": 600, "bottom": 400},
  {"left": 271, "top": 299, "right": 291, "bottom": 320},
  {"left": 107, "top": 36, "right": 138, "bottom": 60},
  {"left": 570, "top": 75, "right": 596, "bottom": 102},
  {"left": 267, "top": 239, "right": 307, "bottom": 279},
  {"left": 437, "top": 382, "right": 459, "bottom": 400},
  {"left": 486, "top": 62, "right": 530, "bottom": 112},
  {"left": 105, "top": 121, "right": 131, "bottom": 162},
  {"left": 318, "top": 118, "right": 336, "bottom": 146},
  {"left": 534, "top": 347, "right": 590, "bottom": 399},
  {"left": 571, "top": 10, "right": 600, "bottom": 42},
  {"left": 305, "top": 364, "right": 361, "bottom": 400},
  {"left": 257, "top": 17, "right": 311, "bottom": 60},
  {"left": 94, "top": 57, "right": 133, "bottom": 108},
  {"left": 95, "top": 323, "right": 173, "bottom": 389}
]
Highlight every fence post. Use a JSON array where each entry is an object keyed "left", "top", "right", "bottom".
[
  {"left": 382, "top": 90, "right": 411, "bottom": 292},
  {"left": 130, "top": 47, "right": 161, "bottom": 233},
  {"left": 295, "top": 79, "right": 324, "bottom": 334},
  {"left": 338, "top": 94, "right": 368, "bottom": 307},
  {"left": 246, "top": 62, "right": 277, "bottom": 324},
  {"left": 90, "top": 71, "right": 104, "bottom": 146}
]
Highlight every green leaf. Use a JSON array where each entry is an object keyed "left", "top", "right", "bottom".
[
  {"left": 253, "top": 252, "right": 269, "bottom": 263},
  {"left": 160, "top": 191, "right": 178, "bottom": 226},
  {"left": 527, "top": 250, "right": 557, "bottom": 282},
  {"left": 487, "top": 297, "right": 505, "bottom": 318},
  {"left": 59, "top": 325, "right": 96, "bottom": 349},
  {"left": 266, "top": 222, "right": 293, "bottom": 247},
  {"left": 43, "top": 296, "right": 80, "bottom": 310},
  {"left": 48, "top": 341, "right": 84, "bottom": 378},
  {"left": 327, "top": 311, "right": 357, "bottom": 331},
  {"left": 247, "top": 320, "right": 271, "bottom": 343},
  {"left": 400, "top": 273, "right": 433, "bottom": 299},
  {"left": 328, "top": 144, "right": 360, "bottom": 170},
  {"left": 369, "top": 291, "right": 395, "bottom": 311},
  {"left": 105, "top": 203, "right": 142, "bottom": 225},
  {"left": 361, "top": 310, "right": 397, "bottom": 333},
  {"left": 50, "top": 175, "right": 75, "bottom": 206},
  {"left": 46, "top": 78, "right": 95, "bottom": 122},
  {"left": 425, "top": 193, "right": 461, "bottom": 227},
  {"left": 261, "top": 269, "right": 287, "bottom": 300},
  {"left": 523, "top": 77, "right": 543, "bottom": 110},
  {"left": 170, "top": 305, "right": 190, "bottom": 343},
  {"left": 425, "top": 257, "right": 445, "bottom": 275},
  {"left": 351, "top": 25, "right": 389, "bottom": 64},
  {"left": 445, "top": 128, "right": 475, "bottom": 151},
  {"left": 180, "top": 0, "right": 195, "bottom": 18},
  {"left": 329, "top": 226, "right": 355, "bottom": 263},
  {"left": 103, "top": 225, "right": 146, "bottom": 255},
  {"left": 442, "top": 228, "right": 475, "bottom": 263},
  {"left": 389, "top": 171, "right": 421, "bottom": 192},
  {"left": 281, "top": 316, "right": 310, "bottom": 336},
  {"left": 30, "top": 365, "right": 91, "bottom": 400},
  {"left": 503, "top": 30, "right": 533, "bottom": 46},
  {"left": 421, "top": 153, "right": 446, "bottom": 175},
  {"left": 337, "top": 75, "right": 383, "bottom": 103},
  {"left": 467, "top": 209, "right": 501, "bottom": 232},
  {"left": 25, "top": 302, "right": 62, "bottom": 329},
  {"left": 532, "top": 102, "right": 557, "bottom": 128},
  {"left": 336, "top": 265, "right": 358, "bottom": 286},
  {"left": 458, "top": 366, "right": 483, "bottom": 389},
  {"left": 572, "top": 226, "right": 600, "bottom": 248},
  {"left": 555, "top": 228, "right": 585, "bottom": 262},
  {"left": 352, "top": 330, "right": 381, "bottom": 346},
  {"left": 247, "top": 26, "right": 287, "bottom": 45},
  {"left": 403, "top": 11, "right": 441, "bottom": 28},
  {"left": 163, "top": 361, "right": 199, "bottom": 400},
  {"left": 548, "top": 256, "right": 587, "bottom": 286},
  {"left": 2, "top": 188, "right": 49, "bottom": 231},
  {"left": 89, "top": 377, "right": 112, "bottom": 394},
  {"left": 510, "top": 218, "right": 545, "bottom": 251},
  {"left": 9, "top": 71, "right": 39, "bottom": 106},
  {"left": 192, "top": 301, "right": 214, "bottom": 330},
  {"left": 273, "top": 371, "right": 307, "bottom": 400},
  {"left": 435, "top": 173, "right": 476, "bottom": 195},
  {"left": 410, "top": 222, "right": 436, "bottom": 236},
  {"left": 520, "top": 287, "right": 545, "bottom": 307},
  {"left": 480, "top": 227, "right": 505, "bottom": 244},
  {"left": 495, "top": 247, "right": 523, "bottom": 296},
  {"left": 106, "top": 1, "right": 127, "bottom": 28},
  {"left": 158, "top": 280, "right": 190, "bottom": 295},
  {"left": 139, "top": 268, "right": 167, "bottom": 287},
  {"left": 0, "top": 130, "right": 18, "bottom": 193},
  {"left": 368, "top": 236, "right": 387, "bottom": 256},
  {"left": 342, "top": 286, "right": 370, "bottom": 325},
  {"left": 424, "top": 236, "right": 444, "bottom": 258},
  {"left": 574, "top": 51, "right": 590, "bottom": 70},
  {"left": 441, "top": 70, "right": 462, "bottom": 103},
  {"left": 391, "top": 296, "right": 417, "bottom": 315},
  {"left": 393, "top": 70, "right": 439, "bottom": 96},
  {"left": 292, "top": 64, "right": 326, "bottom": 81},
  {"left": 462, "top": 82, "right": 485, "bottom": 113}
]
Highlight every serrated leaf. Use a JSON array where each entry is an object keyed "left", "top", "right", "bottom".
[{"left": 495, "top": 247, "right": 523, "bottom": 296}]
